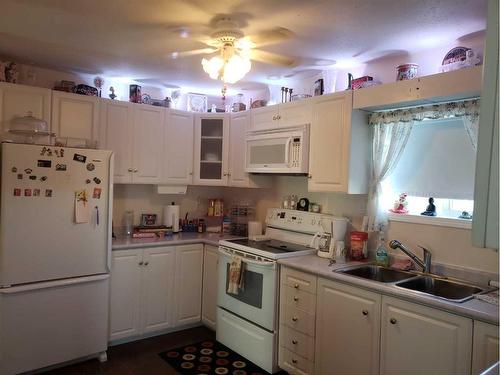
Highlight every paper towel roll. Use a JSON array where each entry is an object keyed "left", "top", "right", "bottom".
[
  {"left": 163, "top": 203, "right": 180, "bottom": 233},
  {"left": 248, "top": 221, "right": 263, "bottom": 237}
]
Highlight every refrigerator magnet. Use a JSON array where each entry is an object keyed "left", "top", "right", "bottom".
[
  {"left": 29, "top": 175, "right": 37, "bottom": 180},
  {"left": 85, "top": 178, "right": 91, "bottom": 184},
  {"left": 86, "top": 163, "right": 95, "bottom": 171},
  {"left": 55, "top": 164, "right": 67, "bottom": 171},
  {"left": 40, "top": 147, "right": 47, "bottom": 156},
  {"left": 17, "top": 174, "right": 23, "bottom": 180},
  {"left": 24, "top": 189, "right": 32, "bottom": 197},
  {"left": 92, "top": 187, "right": 102, "bottom": 199},
  {"left": 54, "top": 150, "right": 59, "bottom": 157},
  {"left": 73, "top": 153, "right": 86, "bottom": 163},
  {"left": 33, "top": 188, "right": 40, "bottom": 197},
  {"left": 13, "top": 188, "right": 21, "bottom": 196},
  {"left": 24, "top": 168, "right": 32, "bottom": 174},
  {"left": 93, "top": 177, "right": 101, "bottom": 184},
  {"left": 60, "top": 149, "right": 65, "bottom": 157},
  {"left": 40, "top": 176, "right": 47, "bottom": 182},
  {"left": 45, "top": 189, "right": 52, "bottom": 197},
  {"left": 37, "top": 160, "right": 51, "bottom": 168},
  {"left": 47, "top": 149, "right": 53, "bottom": 157},
  {"left": 11, "top": 167, "right": 17, "bottom": 173}
]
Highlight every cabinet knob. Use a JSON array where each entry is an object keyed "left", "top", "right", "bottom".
[
  {"left": 362, "top": 309, "right": 369, "bottom": 316},
  {"left": 277, "top": 115, "right": 281, "bottom": 120},
  {"left": 133, "top": 169, "right": 138, "bottom": 173},
  {"left": 189, "top": 172, "right": 193, "bottom": 176},
  {"left": 292, "top": 339, "right": 298, "bottom": 345},
  {"left": 390, "top": 318, "right": 397, "bottom": 325},
  {"left": 293, "top": 283, "right": 299, "bottom": 289},
  {"left": 292, "top": 316, "right": 298, "bottom": 322},
  {"left": 293, "top": 296, "right": 299, "bottom": 302},
  {"left": 272, "top": 115, "right": 276, "bottom": 120},
  {"left": 144, "top": 262, "right": 149, "bottom": 266},
  {"left": 307, "top": 174, "right": 312, "bottom": 179},
  {"left": 128, "top": 168, "right": 133, "bottom": 172},
  {"left": 138, "top": 261, "right": 144, "bottom": 266},
  {"left": 292, "top": 359, "right": 298, "bottom": 364}
]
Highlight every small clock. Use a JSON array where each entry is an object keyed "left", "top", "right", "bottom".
[{"left": 297, "top": 197, "right": 310, "bottom": 211}]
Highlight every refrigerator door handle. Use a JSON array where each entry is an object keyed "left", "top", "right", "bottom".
[
  {"left": 0, "top": 274, "right": 110, "bottom": 294},
  {"left": 106, "top": 153, "right": 115, "bottom": 273}
]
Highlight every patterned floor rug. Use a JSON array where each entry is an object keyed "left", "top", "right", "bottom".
[{"left": 159, "top": 340, "right": 287, "bottom": 375}]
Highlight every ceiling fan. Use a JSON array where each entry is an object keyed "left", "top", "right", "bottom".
[{"left": 171, "top": 17, "right": 297, "bottom": 84}]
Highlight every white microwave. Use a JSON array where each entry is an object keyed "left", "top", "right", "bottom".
[{"left": 245, "top": 125, "right": 310, "bottom": 174}]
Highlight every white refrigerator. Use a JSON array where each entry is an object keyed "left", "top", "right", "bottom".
[{"left": 0, "top": 143, "right": 113, "bottom": 375}]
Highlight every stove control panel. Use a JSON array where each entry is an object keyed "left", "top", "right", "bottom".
[{"left": 266, "top": 208, "right": 339, "bottom": 234}]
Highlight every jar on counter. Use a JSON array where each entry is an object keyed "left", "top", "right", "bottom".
[{"left": 214, "top": 199, "right": 224, "bottom": 217}]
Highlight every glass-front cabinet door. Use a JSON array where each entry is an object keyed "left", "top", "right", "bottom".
[{"left": 193, "top": 113, "right": 229, "bottom": 186}]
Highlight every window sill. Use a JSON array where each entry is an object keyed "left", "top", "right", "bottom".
[{"left": 388, "top": 213, "right": 472, "bottom": 229}]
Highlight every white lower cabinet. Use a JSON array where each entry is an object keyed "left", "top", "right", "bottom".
[
  {"left": 472, "top": 321, "right": 499, "bottom": 374},
  {"left": 109, "top": 249, "right": 146, "bottom": 341},
  {"left": 109, "top": 244, "right": 202, "bottom": 342},
  {"left": 380, "top": 296, "right": 473, "bottom": 375},
  {"left": 141, "top": 247, "right": 176, "bottom": 334},
  {"left": 174, "top": 244, "right": 204, "bottom": 326},
  {"left": 279, "top": 267, "right": 317, "bottom": 375},
  {"left": 315, "top": 278, "right": 381, "bottom": 375},
  {"left": 201, "top": 245, "right": 218, "bottom": 330}
]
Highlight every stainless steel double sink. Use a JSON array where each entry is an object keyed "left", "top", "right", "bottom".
[{"left": 336, "top": 264, "right": 492, "bottom": 303}]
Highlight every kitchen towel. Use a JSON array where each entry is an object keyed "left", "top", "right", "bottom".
[{"left": 227, "top": 256, "right": 245, "bottom": 295}]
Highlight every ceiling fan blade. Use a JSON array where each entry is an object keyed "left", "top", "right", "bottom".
[
  {"left": 173, "top": 48, "right": 218, "bottom": 58},
  {"left": 245, "top": 27, "right": 295, "bottom": 48},
  {"left": 249, "top": 49, "right": 295, "bottom": 67}
]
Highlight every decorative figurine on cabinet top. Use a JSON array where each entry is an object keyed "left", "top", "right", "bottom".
[
  {"left": 421, "top": 197, "right": 437, "bottom": 216},
  {"left": 390, "top": 193, "right": 409, "bottom": 214},
  {"left": 109, "top": 86, "right": 117, "bottom": 100}
]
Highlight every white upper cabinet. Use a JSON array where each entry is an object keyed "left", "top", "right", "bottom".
[
  {"left": 132, "top": 105, "right": 164, "bottom": 184},
  {"left": 100, "top": 100, "right": 164, "bottom": 184},
  {"left": 353, "top": 66, "right": 482, "bottom": 110},
  {"left": 162, "top": 109, "right": 194, "bottom": 185},
  {"left": 278, "top": 100, "right": 312, "bottom": 128},
  {"left": 99, "top": 99, "right": 134, "bottom": 183},
  {"left": 228, "top": 111, "right": 255, "bottom": 187},
  {"left": 473, "top": 0, "right": 498, "bottom": 250},
  {"left": 250, "top": 105, "right": 279, "bottom": 131},
  {"left": 52, "top": 91, "right": 99, "bottom": 142},
  {"left": 0, "top": 82, "right": 51, "bottom": 133},
  {"left": 308, "top": 91, "right": 370, "bottom": 193},
  {"left": 193, "top": 113, "right": 230, "bottom": 186},
  {"left": 380, "top": 296, "right": 473, "bottom": 375},
  {"left": 250, "top": 100, "right": 312, "bottom": 131}
]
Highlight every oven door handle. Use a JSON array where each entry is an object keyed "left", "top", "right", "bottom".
[{"left": 219, "top": 248, "right": 277, "bottom": 269}]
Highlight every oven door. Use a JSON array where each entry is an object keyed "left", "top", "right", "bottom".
[{"left": 218, "top": 246, "right": 278, "bottom": 331}]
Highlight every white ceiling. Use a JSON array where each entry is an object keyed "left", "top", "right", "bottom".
[{"left": 0, "top": 0, "right": 487, "bottom": 92}]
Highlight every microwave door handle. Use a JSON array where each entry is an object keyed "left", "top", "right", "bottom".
[{"left": 285, "top": 137, "right": 292, "bottom": 167}]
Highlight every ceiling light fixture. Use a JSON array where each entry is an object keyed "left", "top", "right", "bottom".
[{"left": 202, "top": 41, "right": 251, "bottom": 84}]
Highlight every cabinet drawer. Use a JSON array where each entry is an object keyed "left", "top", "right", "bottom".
[
  {"left": 279, "top": 346, "right": 314, "bottom": 375},
  {"left": 280, "top": 325, "right": 315, "bottom": 361},
  {"left": 283, "top": 304, "right": 315, "bottom": 336},
  {"left": 282, "top": 285, "right": 316, "bottom": 314},
  {"left": 281, "top": 267, "right": 317, "bottom": 294}
]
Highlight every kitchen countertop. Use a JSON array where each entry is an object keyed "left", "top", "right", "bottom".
[
  {"left": 112, "top": 232, "right": 243, "bottom": 250},
  {"left": 278, "top": 255, "right": 499, "bottom": 325}
]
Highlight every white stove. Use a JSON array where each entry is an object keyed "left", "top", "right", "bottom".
[
  {"left": 217, "top": 208, "right": 343, "bottom": 373},
  {"left": 219, "top": 208, "right": 336, "bottom": 259}
]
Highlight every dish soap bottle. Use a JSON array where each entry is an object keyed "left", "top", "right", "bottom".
[{"left": 375, "top": 229, "right": 390, "bottom": 267}]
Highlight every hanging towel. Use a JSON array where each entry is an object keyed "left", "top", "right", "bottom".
[{"left": 227, "top": 256, "right": 245, "bottom": 295}]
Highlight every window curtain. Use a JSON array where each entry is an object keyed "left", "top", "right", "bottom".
[{"left": 366, "top": 99, "right": 480, "bottom": 230}]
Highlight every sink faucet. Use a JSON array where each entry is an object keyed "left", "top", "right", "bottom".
[{"left": 389, "top": 240, "right": 432, "bottom": 273}]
